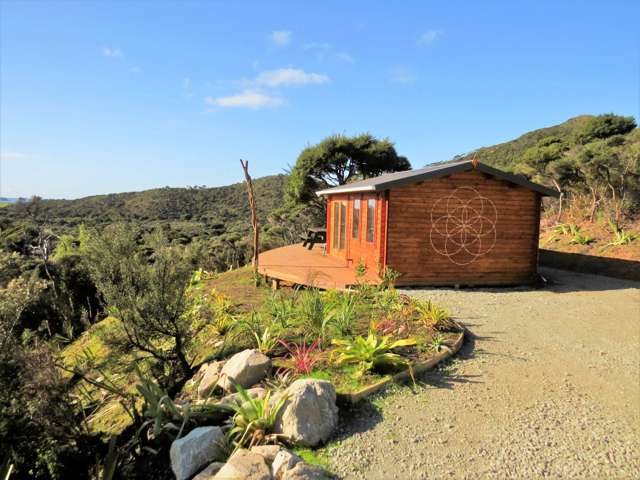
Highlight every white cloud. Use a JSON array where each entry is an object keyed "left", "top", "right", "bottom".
[
  {"left": 206, "top": 90, "right": 284, "bottom": 109},
  {"left": 418, "top": 30, "right": 443, "bottom": 46},
  {"left": 254, "top": 68, "right": 329, "bottom": 87},
  {"left": 269, "top": 30, "right": 292, "bottom": 47},
  {"left": 388, "top": 66, "right": 416, "bottom": 84},
  {"left": 335, "top": 52, "right": 355, "bottom": 63},
  {"left": 102, "top": 47, "right": 123, "bottom": 58}
]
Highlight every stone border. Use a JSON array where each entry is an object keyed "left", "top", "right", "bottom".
[{"left": 337, "top": 322, "right": 465, "bottom": 404}]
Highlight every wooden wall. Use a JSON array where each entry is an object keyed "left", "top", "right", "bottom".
[{"left": 386, "top": 170, "right": 541, "bottom": 286}]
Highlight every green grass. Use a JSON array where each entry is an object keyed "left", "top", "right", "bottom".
[
  {"left": 0, "top": 202, "right": 10, "bottom": 208},
  {"left": 292, "top": 447, "right": 331, "bottom": 470}
]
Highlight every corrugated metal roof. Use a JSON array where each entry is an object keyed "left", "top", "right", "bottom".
[{"left": 315, "top": 160, "right": 559, "bottom": 197}]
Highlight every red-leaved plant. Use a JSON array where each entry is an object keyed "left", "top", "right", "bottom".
[{"left": 278, "top": 339, "right": 322, "bottom": 375}]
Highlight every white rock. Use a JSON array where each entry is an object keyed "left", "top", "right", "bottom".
[
  {"left": 198, "top": 361, "right": 224, "bottom": 399},
  {"left": 192, "top": 462, "right": 224, "bottom": 480},
  {"left": 273, "top": 379, "right": 338, "bottom": 447},
  {"left": 219, "top": 349, "right": 271, "bottom": 392},
  {"left": 213, "top": 449, "right": 271, "bottom": 480},
  {"left": 271, "top": 450, "right": 302, "bottom": 479},
  {"left": 250, "top": 444, "right": 283, "bottom": 464},
  {"left": 170, "top": 426, "right": 225, "bottom": 480}
]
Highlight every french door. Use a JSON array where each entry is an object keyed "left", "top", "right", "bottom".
[{"left": 331, "top": 200, "right": 347, "bottom": 256}]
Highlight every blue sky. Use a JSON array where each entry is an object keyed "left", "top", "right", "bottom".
[{"left": 1, "top": 1, "right": 638, "bottom": 199}]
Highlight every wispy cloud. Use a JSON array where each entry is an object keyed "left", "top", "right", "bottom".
[
  {"left": 418, "top": 30, "right": 443, "bottom": 46},
  {"left": 253, "top": 68, "right": 329, "bottom": 87},
  {"left": 102, "top": 47, "right": 124, "bottom": 58},
  {"left": 335, "top": 52, "right": 355, "bottom": 63},
  {"left": 206, "top": 90, "right": 285, "bottom": 109},
  {"left": 303, "top": 42, "right": 355, "bottom": 63},
  {"left": 269, "top": 30, "right": 292, "bottom": 47},
  {"left": 388, "top": 66, "right": 416, "bottom": 84}
]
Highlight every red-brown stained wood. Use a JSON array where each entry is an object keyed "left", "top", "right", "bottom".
[{"left": 386, "top": 170, "right": 541, "bottom": 286}]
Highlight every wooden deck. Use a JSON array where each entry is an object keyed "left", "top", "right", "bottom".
[{"left": 257, "top": 243, "right": 379, "bottom": 290}]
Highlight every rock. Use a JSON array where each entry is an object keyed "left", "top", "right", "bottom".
[
  {"left": 198, "top": 361, "right": 224, "bottom": 399},
  {"left": 219, "top": 349, "right": 271, "bottom": 392},
  {"left": 170, "top": 426, "right": 225, "bottom": 480},
  {"left": 273, "top": 379, "right": 338, "bottom": 447},
  {"left": 213, "top": 449, "right": 271, "bottom": 480},
  {"left": 250, "top": 444, "right": 283, "bottom": 464},
  {"left": 271, "top": 450, "right": 302, "bottom": 479},
  {"left": 192, "top": 462, "right": 225, "bottom": 480},
  {"left": 220, "top": 387, "right": 267, "bottom": 406},
  {"left": 282, "top": 462, "right": 334, "bottom": 480}
]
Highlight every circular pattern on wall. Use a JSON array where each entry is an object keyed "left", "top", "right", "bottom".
[{"left": 429, "top": 187, "right": 498, "bottom": 266}]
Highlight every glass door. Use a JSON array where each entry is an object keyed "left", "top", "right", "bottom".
[{"left": 332, "top": 200, "right": 347, "bottom": 256}]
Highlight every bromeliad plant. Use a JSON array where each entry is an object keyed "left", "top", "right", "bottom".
[
  {"left": 331, "top": 332, "right": 416, "bottom": 377},
  {"left": 225, "top": 383, "right": 288, "bottom": 451},
  {"left": 279, "top": 339, "right": 323, "bottom": 375},
  {"left": 414, "top": 300, "right": 453, "bottom": 331}
]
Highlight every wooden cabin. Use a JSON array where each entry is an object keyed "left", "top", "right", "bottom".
[
  {"left": 314, "top": 159, "right": 558, "bottom": 286},
  {"left": 258, "top": 159, "right": 558, "bottom": 289}
]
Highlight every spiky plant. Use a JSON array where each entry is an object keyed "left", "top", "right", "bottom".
[
  {"left": 279, "top": 339, "right": 323, "bottom": 375},
  {"left": 331, "top": 332, "right": 416, "bottom": 376},
  {"left": 225, "top": 383, "right": 288, "bottom": 451}
]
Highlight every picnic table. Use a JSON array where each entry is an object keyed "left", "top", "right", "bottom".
[{"left": 301, "top": 227, "right": 327, "bottom": 250}]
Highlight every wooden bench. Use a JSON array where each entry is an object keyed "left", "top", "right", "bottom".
[{"left": 301, "top": 227, "right": 327, "bottom": 250}]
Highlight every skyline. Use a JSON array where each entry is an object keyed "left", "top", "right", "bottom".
[{"left": 1, "top": 0, "right": 638, "bottom": 199}]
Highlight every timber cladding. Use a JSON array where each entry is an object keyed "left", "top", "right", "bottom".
[{"left": 386, "top": 170, "right": 541, "bottom": 286}]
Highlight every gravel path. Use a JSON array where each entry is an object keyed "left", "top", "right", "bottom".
[{"left": 328, "top": 268, "right": 640, "bottom": 479}]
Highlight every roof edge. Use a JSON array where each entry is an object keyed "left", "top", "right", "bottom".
[{"left": 315, "top": 160, "right": 560, "bottom": 197}]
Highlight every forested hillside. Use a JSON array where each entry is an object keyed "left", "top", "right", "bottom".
[{"left": 0, "top": 174, "right": 287, "bottom": 230}]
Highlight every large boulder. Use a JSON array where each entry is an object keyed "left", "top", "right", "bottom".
[
  {"left": 213, "top": 449, "right": 271, "bottom": 480},
  {"left": 192, "top": 462, "right": 224, "bottom": 480},
  {"left": 219, "top": 349, "right": 271, "bottom": 392},
  {"left": 197, "top": 361, "right": 224, "bottom": 399},
  {"left": 272, "top": 379, "right": 338, "bottom": 447},
  {"left": 170, "top": 426, "right": 225, "bottom": 480},
  {"left": 282, "top": 462, "right": 334, "bottom": 480}
]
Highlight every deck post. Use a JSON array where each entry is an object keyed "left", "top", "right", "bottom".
[{"left": 271, "top": 278, "right": 280, "bottom": 290}]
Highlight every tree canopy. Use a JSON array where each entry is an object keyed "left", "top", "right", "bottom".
[{"left": 285, "top": 133, "right": 411, "bottom": 207}]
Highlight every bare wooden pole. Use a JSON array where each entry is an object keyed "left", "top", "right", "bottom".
[{"left": 240, "top": 159, "right": 259, "bottom": 281}]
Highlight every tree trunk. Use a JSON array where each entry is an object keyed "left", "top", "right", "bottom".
[
  {"left": 589, "top": 187, "right": 598, "bottom": 223},
  {"left": 551, "top": 179, "right": 563, "bottom": 223},
  {"left": 240, "top": 159, "right": 260, "bottom": 284}
]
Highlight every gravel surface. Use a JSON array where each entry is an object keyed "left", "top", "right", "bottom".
[{"left": 327, "top": 268, "right": 640, "bottom": 479}]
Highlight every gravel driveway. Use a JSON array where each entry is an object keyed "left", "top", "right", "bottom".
[{"left": 328, "top": 268, "right": 640, "bottom": 479}]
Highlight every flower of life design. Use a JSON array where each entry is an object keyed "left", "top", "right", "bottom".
[{"left": 429, "top": 187, "right": 498, "bottom": 266}]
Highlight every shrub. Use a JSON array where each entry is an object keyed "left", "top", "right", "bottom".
[
  {"left": 324, "top": 293, "right": 357, "bottom": 338},
  {"left": 265, "top": 291, "right": 297, "bottom": 330},
  {"left": 297, "top": 289, "right": 326, "bottom": 338}
]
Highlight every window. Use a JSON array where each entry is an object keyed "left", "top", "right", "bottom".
[
  {"left": 332, "top": 202, "right": 339, "bottom": 248},
  {"left": 366, "top": 198, "right": 376, "bottom": 242},
  {"left": 352, "top": 199, "right": 360, "bottom": 239}
]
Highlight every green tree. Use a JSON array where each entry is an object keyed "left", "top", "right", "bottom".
[
  {"left": 85, "top": 225, "right": 204, "bottom": 385},
  {"left": 285, "top": 133, "right": 411, "bottom": 209},
  {"left": 575, "top": 114, "right": 636, "bottom": 144}
]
